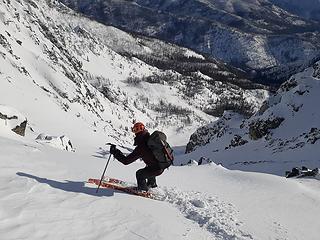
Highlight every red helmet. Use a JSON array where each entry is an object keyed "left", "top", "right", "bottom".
[{"left": 131, "top": 122, "right": 145, "bottom": 134}]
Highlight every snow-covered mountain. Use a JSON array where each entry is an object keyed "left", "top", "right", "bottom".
[
  {"left": 184, "top": 60, "right": 320, "bottom": 175},
  {"left": 59, "top": 0, "right": 320, "bottom": 85},
  {"left": 270, "top": 0, "right": 320, "bottom": 21},
  {"left": 0, "top": 0, "right": 268, "bottom": 151}
]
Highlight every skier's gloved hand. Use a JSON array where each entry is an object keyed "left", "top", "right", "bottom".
[{"left": 109, "top": 144, "right": 117, "bottom": 155}]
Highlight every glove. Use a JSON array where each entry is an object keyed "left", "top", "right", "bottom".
[{"left": 109, "top": 144, "right": 117, "bottom": 155}]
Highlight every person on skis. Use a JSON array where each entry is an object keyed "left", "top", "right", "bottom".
[{"left": 109, "top": 122, "right": 165, "bottom": 191}]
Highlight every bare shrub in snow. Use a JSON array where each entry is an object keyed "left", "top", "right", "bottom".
[{"left": 126, "top": 76, "right": 142, "bottom": 85}]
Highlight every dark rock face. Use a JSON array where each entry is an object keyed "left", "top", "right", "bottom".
[
  {"left": 185, "top": 115, "right": 228, "bottom": 153},
  {"left": 306, "top": 128, "right": 320, "bottom": 144},
  {"left": 0, "top": 112, "right": 18, "bottom": 120},
  {"left": 0, "top": 34, "right": 13, "bottom": 54},
  {"left": 249, "top": 117, "right": 285, "bottom": 140},
  {"left": 313, "top": 62, "right": 320, "bottom": 79},
  {"left": 26, "top": 0, "right": 38, "bottom": 9},
  {"left": 12, "top": 120, "right": 27, "bottom": 137},
  {"left": 279, "top": 79, "right": 298, "bottom": 92},
  {"left": 0, "top": 111, "right": 27, "bottom": 136},
  {"left": 225, "top": 135, "right": 248, "bottom": 150},
  {"left": 186, "top": 125, "right": 212, "bottom": 154}
]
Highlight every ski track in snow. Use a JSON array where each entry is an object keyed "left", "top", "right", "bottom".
[{"left": 154, "top": 187, "right": 253, "bottom": 240}]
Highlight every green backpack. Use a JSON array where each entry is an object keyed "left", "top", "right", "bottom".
[{"left": 147, "top": 131, "right": 174, "bottom": 169}]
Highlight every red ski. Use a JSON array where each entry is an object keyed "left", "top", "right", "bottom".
[{"left": 88, "top": 177, "right": 154, "bottom": 199}]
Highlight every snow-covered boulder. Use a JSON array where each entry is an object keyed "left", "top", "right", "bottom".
[
  {"left": 0, "top": 105, "right": 27, "bottom": 137},
  {"left": 36, "top": 134, "right": 75, "bottom": 152}
]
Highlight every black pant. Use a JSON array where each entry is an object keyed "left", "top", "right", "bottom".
[{"left": 136, "top": 166, "right": 164, "bottom": 191}]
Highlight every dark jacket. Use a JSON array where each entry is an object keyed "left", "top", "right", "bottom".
[{"left": 113, "top": 130, "right": 159, "bottom": 167}]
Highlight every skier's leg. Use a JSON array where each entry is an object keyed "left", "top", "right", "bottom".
[
  {"left": 136, "top": 166, "right": 163, "bottom": 191},
  {"left": 136, "top": 168, "right": 148, "bottom": 191},
  {"left": 146, "top": 176, "right": 157, "bottom": 188}
]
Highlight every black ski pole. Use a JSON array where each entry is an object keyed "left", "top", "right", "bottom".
[{"left": 96, "top": 152, "right": 112, "bottom": 193}]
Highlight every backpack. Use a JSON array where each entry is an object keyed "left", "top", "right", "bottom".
[{"left": 147, "top": 131, "right": 174, "bottom": 169}]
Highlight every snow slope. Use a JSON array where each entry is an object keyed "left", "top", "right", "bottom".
[{"left": 1, "top": 130, "right": 320, "bottom": 240}]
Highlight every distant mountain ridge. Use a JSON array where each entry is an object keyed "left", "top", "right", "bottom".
[
  {"left": 269, "top": 0, "right": 320, "bottom": 21},
  {"left": 59, "top": 0, "right": 320, "bottom": 85}
]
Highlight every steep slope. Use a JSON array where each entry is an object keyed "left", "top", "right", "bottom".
[
  {"left": 184, "top": 60, "right": 320, "bottom": 175},
  {"left": 59, "top": 0, "right": 320, "bottom": 85},
  {"left": 0, "top": 0, "right": 268, "bottom": 150}
]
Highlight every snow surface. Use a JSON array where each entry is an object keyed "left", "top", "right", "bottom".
[{"left": 1, "top": 130, "right": 320, "bottom": 240}]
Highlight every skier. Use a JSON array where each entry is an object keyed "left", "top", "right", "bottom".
[{"left": 109, "top": 122, "right": 164, "bottom": 191}]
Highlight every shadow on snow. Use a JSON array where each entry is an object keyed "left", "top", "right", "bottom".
[{"left": 16, "top": 172, "right": 114, "bottom": 197}]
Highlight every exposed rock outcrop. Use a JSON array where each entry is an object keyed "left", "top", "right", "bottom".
[{"left": 0, "top": 106, "right": 28, "bottom": 137}]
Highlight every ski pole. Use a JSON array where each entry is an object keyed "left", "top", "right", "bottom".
[{"left": 96, "top": 152, "right": 112, "bottom": 193}]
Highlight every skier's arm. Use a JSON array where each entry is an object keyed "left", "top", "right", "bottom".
[{"left": 113, "top": 147, "right": 142, "bottom": 165}]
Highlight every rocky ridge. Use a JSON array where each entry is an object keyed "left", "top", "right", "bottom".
[{"left": 184, "top": 61, "right": 320, "bottom": 174}]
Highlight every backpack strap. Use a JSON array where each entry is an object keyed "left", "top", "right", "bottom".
[{"left": 160, "top": 140, "right": 174, "bottom": 161}]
